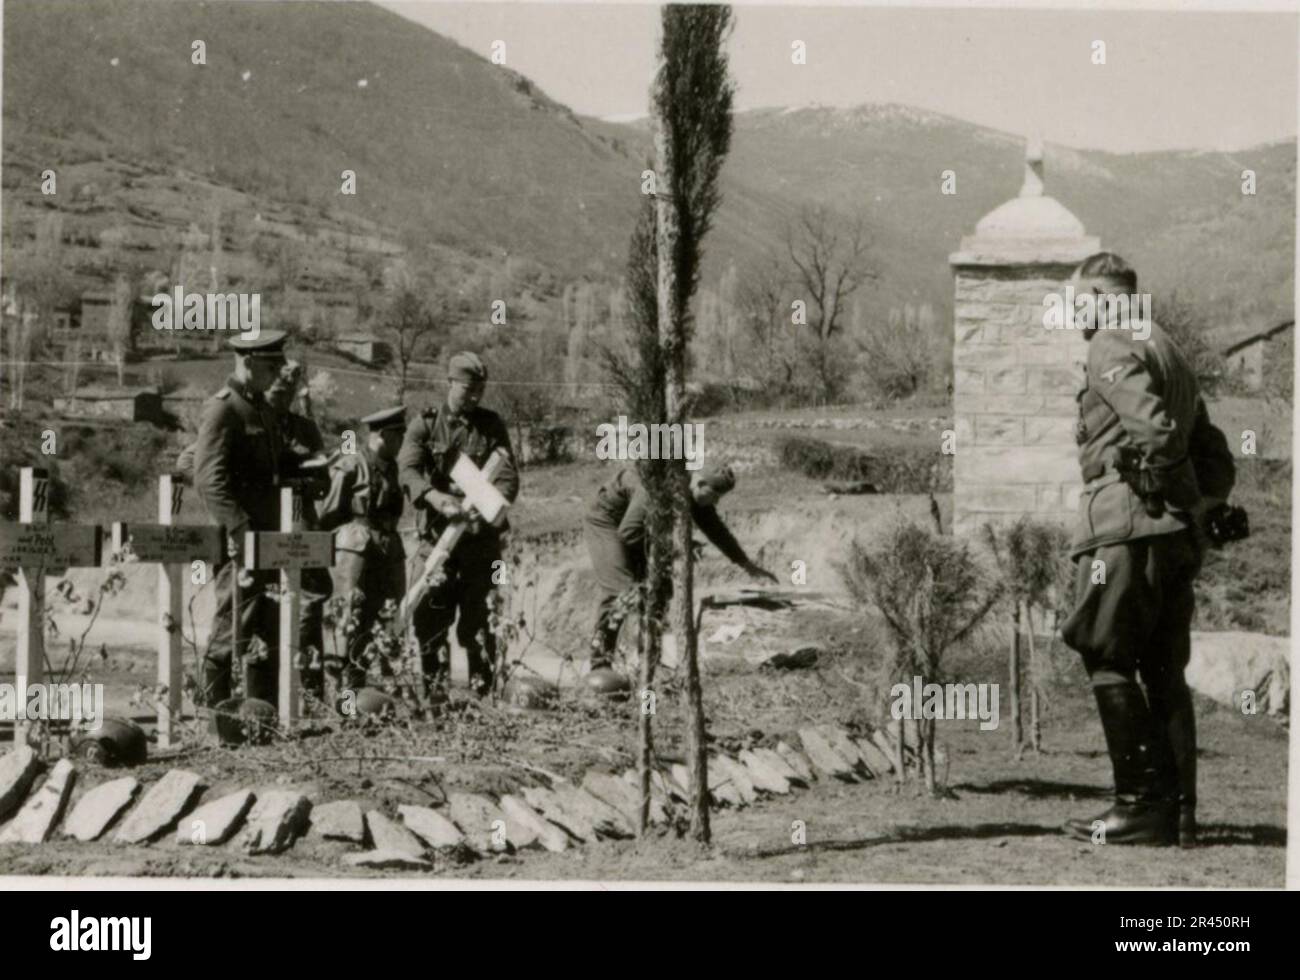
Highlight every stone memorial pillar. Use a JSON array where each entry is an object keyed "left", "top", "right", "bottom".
[{"left": 948, "top": 140, "right": 1101, "bottom": 536}]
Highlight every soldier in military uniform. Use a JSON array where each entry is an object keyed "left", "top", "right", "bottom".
[
  {"left": 316, "top": 406, "right": 407, "bottom": 695},
  {"left": 1061, "top": 253, "right": 1236, "bottom": 847},
  {"left": 191, "top": 330, "right": 288, "bottom": 706},
  {"left": 266, "top": 361, "right": 333, "bottom": 702},
  {"left": 398, "top": 352, "right": 519, "bottom": 697},
  {"left": 584, "top": 462, "right": 776, "bottom": 671}
]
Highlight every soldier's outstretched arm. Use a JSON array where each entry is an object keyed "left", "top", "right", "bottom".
[
  {"left": 693, "top": 504, "right": 777, "bottom": 582},
  {"left": 692, "top": 504, "right": 753, "bottom": 567},
  {"left": 192, "top": 399, "right": 250, "bottom": 539}
]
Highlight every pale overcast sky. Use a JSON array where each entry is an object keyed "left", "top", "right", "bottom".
[{"left": 378, "top": 1, "right": 1297, "bottom": 152}]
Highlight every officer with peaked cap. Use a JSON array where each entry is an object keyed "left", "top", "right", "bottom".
[
  {"left": 317, "top": 405, "right": 408, "bottom": 700},
  {"left": 192, "top": 329, "right": 289, "bottom": 706},
  {"left": 398, "top": 353, "right": 519, "bottom": 697}
]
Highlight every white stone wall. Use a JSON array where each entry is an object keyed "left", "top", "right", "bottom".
[{"left": 951, "top": 263, "right": 1088, "bottom": 536}]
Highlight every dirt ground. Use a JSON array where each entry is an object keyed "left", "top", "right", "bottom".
[
  {"left": 0, "top": 586, "right": 1287, "bottom": 886},
  {"left": 0, "top": 406, "right": 1289, "bottom": 885}
]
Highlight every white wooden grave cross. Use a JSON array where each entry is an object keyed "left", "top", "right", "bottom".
[
  {"left": 0, "top": 467, "right": 103, "bottom": 745},
  {"left": 110, "top": 474, "right": 225, "bottom": 748},
  {"left": 243, "top": 487, "right": 333, "bottom": 731}
]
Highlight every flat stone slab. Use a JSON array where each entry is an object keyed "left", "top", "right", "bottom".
[
  {"left": 738, "top": 750, "right": 791, "bottom": 795},
  {"left": 775, "top": 741, "right": 816, "bottom": 783},
  {"left": 240, "top": 791, "right": 311, "bottom": 855},
  {"left": 343, "top": 849, "right": 432, "bottom": 871},
  {"left": 665, "top": 765, "right": 694, "bottom": 804},
  {"left": 870, "top": 728, "right": 905, "bottom": 772},
  {"left": 797, "top": 728, "right": 857, "bottom": 781},
  {"left": 550, "top": 782, "right": 633, "bottom": 838},
  {"left": 711, "top": 754, "right": 758, "bottom": 803},
  {"left": 366, "top": 810, "right": 426, "bottom": 857},
  {"left": 447, "top": 792, "right": 513, "bottom": 853},
  {"left": 0, "top": 746, "right": 43, "bottom": 822},
  {"left": 703, "top": 762, "right": 745, "bottom": 808},
  {"left": 114, "top": 770, "right": 205, "bottom": 844},
  {"left": 584, "top": 770, "right": 668, "bottom": 826},
  {"left": 854, "top": 736, "right": 895, "bottom": 776},
  {"left": 1188, "top": 630, "right": 1290, "bottom": 716},
  {"left": 816, "top": 725, "right": 872, "bottom": 777},
  {"left": 499, "top": 795, "right": 569, "bottom": 852},
  {"left": 312, "top": 800, "right": 366, "bottom": 844},
  {"left": 63, "top": 777, "right": 139, "bottom": 842},
  {"left": 671, "top": 762, "right": 735, "bottom": 807},
  {"left": 620, "top": 768, "right": 676, "bottom": 821},
  {"left": 178, "top": 789, "right": 255, "bottom": 846},
  {"left": 398, "top": 805, "right": 465, "bottom": 850},
  {"left": 748, "top": 747, "right": 805, "bottom": 786},
  {"left": 0, "top": 759, "right": 76, "bottom": 843},
  {"left": 522, "top": 785, "right": 594, "bottom": 841}
]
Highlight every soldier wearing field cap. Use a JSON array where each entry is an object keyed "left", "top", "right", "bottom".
[
  {"left": 192, "top": 329, "right": 289, "bottom": 706},
  {"left": 584, "top": 462, "right": 776, "bottom": 673},
  {"left": 398, "top": 352, "right": 519, "bottom": 697},
  {"left": 317, "top": 406, "right": 408, "bottom": 696},
  {"left": 1060, "top": 252, "right": 1239, "bottom": 848}
]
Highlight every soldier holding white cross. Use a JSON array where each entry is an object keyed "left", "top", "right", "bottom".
[{"left": 398, "top": 352, "right": 519, "bottom": 697}]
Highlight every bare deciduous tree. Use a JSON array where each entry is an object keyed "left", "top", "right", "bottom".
[
  {"left": 784, "top": 205, "right": 873, "bottom": 401},
  {"left": 382, "top": 287, "right": 444, "bottom": 402},
  {"left": 855, "top": 301, "right": 943, "bottom": 400}
]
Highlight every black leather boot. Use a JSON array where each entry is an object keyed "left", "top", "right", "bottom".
[
  {"left": 1153, "top": 682, "right": 1198, "bottom": 847},
  {"left": 1063, "top": 683, "right": 1176, "bottom": 845},
  {"left": 588, "top": 621, "right": 620, "bottom": 671},
  {"left": 200, "top": 658, "right": 231, "bottom": 707},
  {"left": 464, "top": 643, "right": 495, "bottom": 697},
  {"left": 421, "top": 649, "right": 450, "bottom": 702}
]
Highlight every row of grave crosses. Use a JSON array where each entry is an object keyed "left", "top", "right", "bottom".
[{"left": 0, "top": 467, "right": 333, "bottom": 748}]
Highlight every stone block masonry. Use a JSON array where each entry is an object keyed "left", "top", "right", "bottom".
[{"left": 948, "top": 141, "right": 1099, "bottom": 536}]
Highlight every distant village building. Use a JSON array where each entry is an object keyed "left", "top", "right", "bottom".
[
  {"left": 54, "top": 385, "right": 165, "bottom": 425},
  {"left": 948, "top": 140, "right": 1098, "bottom": 536},
  {"left": 336, "top": 332, "right": 393, "bottom": 366},
  {"left": 45, "top": 290, "right": 158, "bottom": 360},
  {"left": 1212, "top": 319, "right": 1294, "bottom": 392}
]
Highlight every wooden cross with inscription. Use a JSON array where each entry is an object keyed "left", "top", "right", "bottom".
[
  {"left": 0, "top": 467, "right": 103, "bottom": 746},
  {"left": 111, "top": 474, "right": 225, "bottom": 748},
  {"left": 243, "top": 487, "right": 334, "bottom": 731}
]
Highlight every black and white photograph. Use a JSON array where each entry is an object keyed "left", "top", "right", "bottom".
[{"left": 0, "top": 0, "right": 1295, "bottom": 911}]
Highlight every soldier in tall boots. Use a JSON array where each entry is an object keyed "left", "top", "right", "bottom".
[
  {"left": 191, "top": 330, "right": 288, "bottom": 706},
  {"left": 1060, "top": 252, "right": 1237, "bottom": 847},
  {"left": 316, "top": 406, "right": 408, "bottom": 696},
  {"left": 398, "top": 353, "right": 519, "bottom": 697},
  {"left": 584, "top": 463, "right": 777, "bottom": 672}
]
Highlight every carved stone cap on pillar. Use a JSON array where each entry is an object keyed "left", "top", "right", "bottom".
[{"left": 950, "top": 138, "right": 1100, "bottom": 267}]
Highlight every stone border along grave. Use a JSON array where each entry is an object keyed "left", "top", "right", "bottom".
[{"left": 0, "top": 722, "right": 910, "bottom": 869}]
